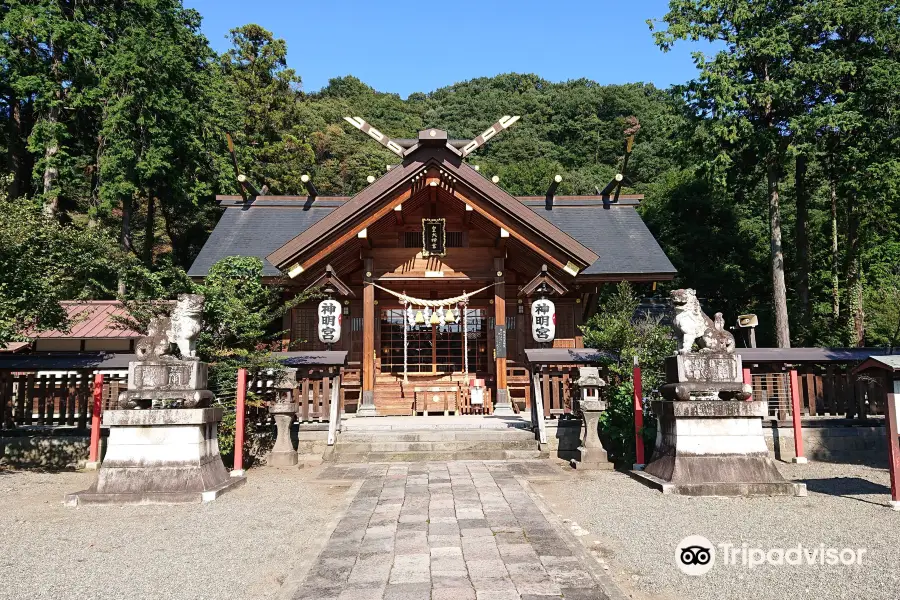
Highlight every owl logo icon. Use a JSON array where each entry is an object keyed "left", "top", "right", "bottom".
[{"left": 676, "top": 536, "right": 715, "bottom": 575}]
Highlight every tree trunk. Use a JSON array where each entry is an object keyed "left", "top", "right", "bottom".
[
  {"left": 846, "top": 199, "right": 864, "bottom": 346},
  {"left": 42, "top": 44, "right": 61, "bottom": 218},
  {"left": 5, "top": 95, "right": 24, "bottom": 199},
  {"left": 119, "top": 195, "right": 134, "bottom": 296},
  {"left": 143, "top": 196, "right": 156, "bottom": 266},
  {"left": 794, "top": 154, "right": 810, "bottom": 326},
  {"left": 768, "top": 164, "right": 791, "bottom": 348},
  {"left": 830, "top": 179, "right": 840, "bottom": 320}
]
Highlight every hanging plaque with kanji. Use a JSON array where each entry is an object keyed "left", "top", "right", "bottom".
[
  {"left": 531, "top": 299, "right": 556, "bottom": 343},
  {"left": 317, "top": 299, "right": 342, "bottom": 344},
  {"left": 422, "top": 218, "right": 446, "bottom": 257}
]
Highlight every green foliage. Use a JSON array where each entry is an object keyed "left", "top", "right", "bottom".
[
  {"left": 0, "top": 178, "right": 123, "bottom": 344},
  {"left": 5, "top": 3, "right": 900, "bottom": 354},
  {"left": 581, "top": 283, "right": 675, "bottom": 464},
  {"left": 196, "top": 256, "right": 307, "bottom": 464}
]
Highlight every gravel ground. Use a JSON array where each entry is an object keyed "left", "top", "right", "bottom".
[
  {"left": 0, "top": 467, "right": 350, "bottom": 600},
  {"left": 532, "top": 462, "right": 900, "bottom": 600}
]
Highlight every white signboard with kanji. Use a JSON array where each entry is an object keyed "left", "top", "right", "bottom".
[
  {"left": 318, "top": 299, "right": 342, "bottom": 344},
  {"left": 531, "top": 299, "right": 556, "bottom": 343}
]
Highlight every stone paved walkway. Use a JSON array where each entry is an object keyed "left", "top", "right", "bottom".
[{"left": 283, "top": 462, "right": 616, "bottom": 600}]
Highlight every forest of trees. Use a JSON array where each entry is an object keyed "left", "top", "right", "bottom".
[{"left": 3, "top": 0, "right": 900, "bottom": 349}]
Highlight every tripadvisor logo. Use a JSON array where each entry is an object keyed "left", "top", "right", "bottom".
[
  {"left": 676, "top": 535, "right": 715, "bottom": 576},
  {"left": 675, "top": 536, "right": 867, "bottom": 575}
]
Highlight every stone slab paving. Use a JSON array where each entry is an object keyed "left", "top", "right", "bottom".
[{"left": 283, "top": 461, "right": 619, "bottom": 600}]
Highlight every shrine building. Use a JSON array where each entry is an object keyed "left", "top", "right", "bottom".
[{"left": 189, "top": 119, "right": 676, "bottom": 416}]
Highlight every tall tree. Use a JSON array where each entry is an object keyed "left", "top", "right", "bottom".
[
  {"left": 650, "top": 0, "right": 810, "bottom": 347},
  {"left": 96, "top": 0, "right": 232, "bottom": 283},
  {"left": 220, "top": 25, "right": 313, "bottom": 195}
]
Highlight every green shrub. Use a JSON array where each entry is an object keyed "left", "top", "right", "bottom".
[{"left": 581, "top": 282, "right": 674, "bottom": 465}]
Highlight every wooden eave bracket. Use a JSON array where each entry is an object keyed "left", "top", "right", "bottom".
[
  {"left": 303, "top": 264, "right": 355, "bottom": 297},
  {"left": 518, "top": 265, "right": 569, "bottom": 297}
]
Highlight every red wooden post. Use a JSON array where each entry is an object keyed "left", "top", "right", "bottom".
[
  {"left": 885, "top": 390, "right": 900, "bottom": 510},
  {"left": 234, "top": 368, "right": 247, "bottom": 473},
  {"left": 633, "top": 356, "right": 645, "bottom": 467},
  {"left": 789, "top": 369, "right": 807, "bottom": 464},
  {"left": 742, "top": 367, "right": 752, "bottom": 400},
  {"left": 87, "top": 373, "right": 104, "bottom": 469}
]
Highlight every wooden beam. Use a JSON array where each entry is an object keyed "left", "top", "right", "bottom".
[
  {"left": 359, "top": 258, "right": 376, "bottom": 416},
  {"left": 460, "top": 115, "right": 521, "bottom": 157},
  {"left": 493, "top": 257, "right": 512, "bottom": 415},
  {"left": 301, "top": 174, "right": 318, "bottom": 198},
  {"left": 294, "top": 188, "right": 412, "bottom": 274},
  {"left": 545, "top": 174, "right": 562, "bottom": 210},
  {"left": 451, "top": 188, "right": 568, "bottom": 271}
]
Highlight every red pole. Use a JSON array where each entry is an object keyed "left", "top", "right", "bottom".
[
  {"left": 885, "top": 391, "right": 900, "bottom": 509},
  {"left": 743, "top": 367, "right": 752, "bottom": 401},
  {"left": 789, "top": 369, "right": 807, "bottom": 464},
  {"left": 87, "top": 373, "right": 104, "bottom": 467},
  {"left": 633, "top": 356, "right": 645, "bottom": 467},
  {"left": 234, "top": 368, "right": 247, "bottom": 473}
]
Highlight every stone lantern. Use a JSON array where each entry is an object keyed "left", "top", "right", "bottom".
[
  {"left": 268, "top": 368, "right": 299, "bottom": 466},
  {"left": 572, "top": 366, "right": 611, "bottom": 470}
]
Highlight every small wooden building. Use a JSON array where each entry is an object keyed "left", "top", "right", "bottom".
[
  {"left": 26, "top": 301, "right": 140, "bottom": 354},
  {"left": 189, "top": 127, "right": 676, "bottom": 415}
]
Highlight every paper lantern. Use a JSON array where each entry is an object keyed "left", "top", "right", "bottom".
[
  {"left": 317, "top": 299, "right": 342, "bottom": 344},
  {"left": 531, "top": 299, "right": 556, "bottom": 343}
]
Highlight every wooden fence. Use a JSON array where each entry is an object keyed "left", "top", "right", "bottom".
[
  {"left": 752, "top": 366, "right": 887, "bottom": 419},
  {"left": 0, "top": 370, "right": 127, "bottom": 429},
  {"left": 523, "top": 365, "right": 584, "bottom": 418},
  {"left": 244, "top": 365, "right": 344, "bottom": 424}
]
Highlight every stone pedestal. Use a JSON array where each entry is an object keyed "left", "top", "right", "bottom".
[
  {"left": 357, "top": 390, "right": 377, "bottom": 417},
  {"left": 66, "top": 408, "right": 245, "bottom": 506},
  {"left": 118, "top": 359, "right": 213, "bottom": 409},
  {"left": 491, "top": 388, "right": 515, "bottom": 416},
  {"left": 631, "top": 400, "right": 805, "bottom": 497},
  {"left": 571, "top": 400, "right": 613, "bottom": 470},
  {"left": 268, "top": 402, "right": 298, "bottom": 467}
]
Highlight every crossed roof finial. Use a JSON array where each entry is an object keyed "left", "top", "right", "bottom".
[{"left": 343, "top": 115, "right": 521, "bottom": 159}]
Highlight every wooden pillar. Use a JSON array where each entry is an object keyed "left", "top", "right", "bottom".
[
  {"left": 885, "top": 385, "right": 900, "bottom": 510},
  {"left": 359, "top": 257, "right": 377, "bottom": 416},
  {"left": 789, "top": 368, "right": 807, "bottom": 463},
  {"left": 493, "top": 257, "right": 513, "bottom": 415}
]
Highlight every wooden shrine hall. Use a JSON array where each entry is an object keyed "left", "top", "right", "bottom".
[{"left": 189, "top": 117, "right": 676, "bottom": 416}]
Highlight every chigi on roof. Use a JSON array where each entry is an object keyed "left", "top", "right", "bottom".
[{"left": 189, "top": 115, "right": 676, "bottom": 417}]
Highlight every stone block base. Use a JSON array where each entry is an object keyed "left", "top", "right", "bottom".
[
  {"left": 268, "top": 450, "right": 298, "bottom": 467},
  {"left": 570, "top": 446, "right": 614, "bottom": 470},
  {"left": 66, "top": 475, "right": 245, "bottom": 506},
  {"left": 642, "top": 399, "right": 805, "bottom": 497},
  {"left": 66, "top": 408, "right": 241, "bottom": 506},
  {"left": 630, "top": 469, "right": 806, "bottom": 497}
]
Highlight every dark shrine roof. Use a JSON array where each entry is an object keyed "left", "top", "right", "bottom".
[
  {"left": 519, "top": 199, "right": 676, "bottom": 277},
  {"left": 188, "top": 196, "right": 676, "bottom": 279}
]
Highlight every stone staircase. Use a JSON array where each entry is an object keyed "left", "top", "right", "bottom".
[{"left": 323, "top": 418, "right": 546, "bottom": 462}]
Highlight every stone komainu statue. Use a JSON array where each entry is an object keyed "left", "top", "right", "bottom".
[
  {"left": 135, "top": 294, "right": 204, "bottom": 360},
  {"left": 671, "top": 288, "right": 735, "bottom": 355}
]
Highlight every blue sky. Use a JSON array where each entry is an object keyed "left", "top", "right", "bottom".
[{"left": 183, "top": 0, "right": 713, "bottom": 97}]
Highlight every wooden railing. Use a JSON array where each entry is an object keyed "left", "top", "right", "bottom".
[
  {"left": 752, "top": 366, "right": 887, "bottom": 419},
  {"left": 0, "top": 370, "right": 128, "bottom": 429},
  {"left": 507, "top": 364, "right": 531, "bottom": 412},
  {"left": 247, "top": 366, "right": 344, "bottom": 424},
  {"left": 533, "top": 367, "right": 580, "bottom": 418}
]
